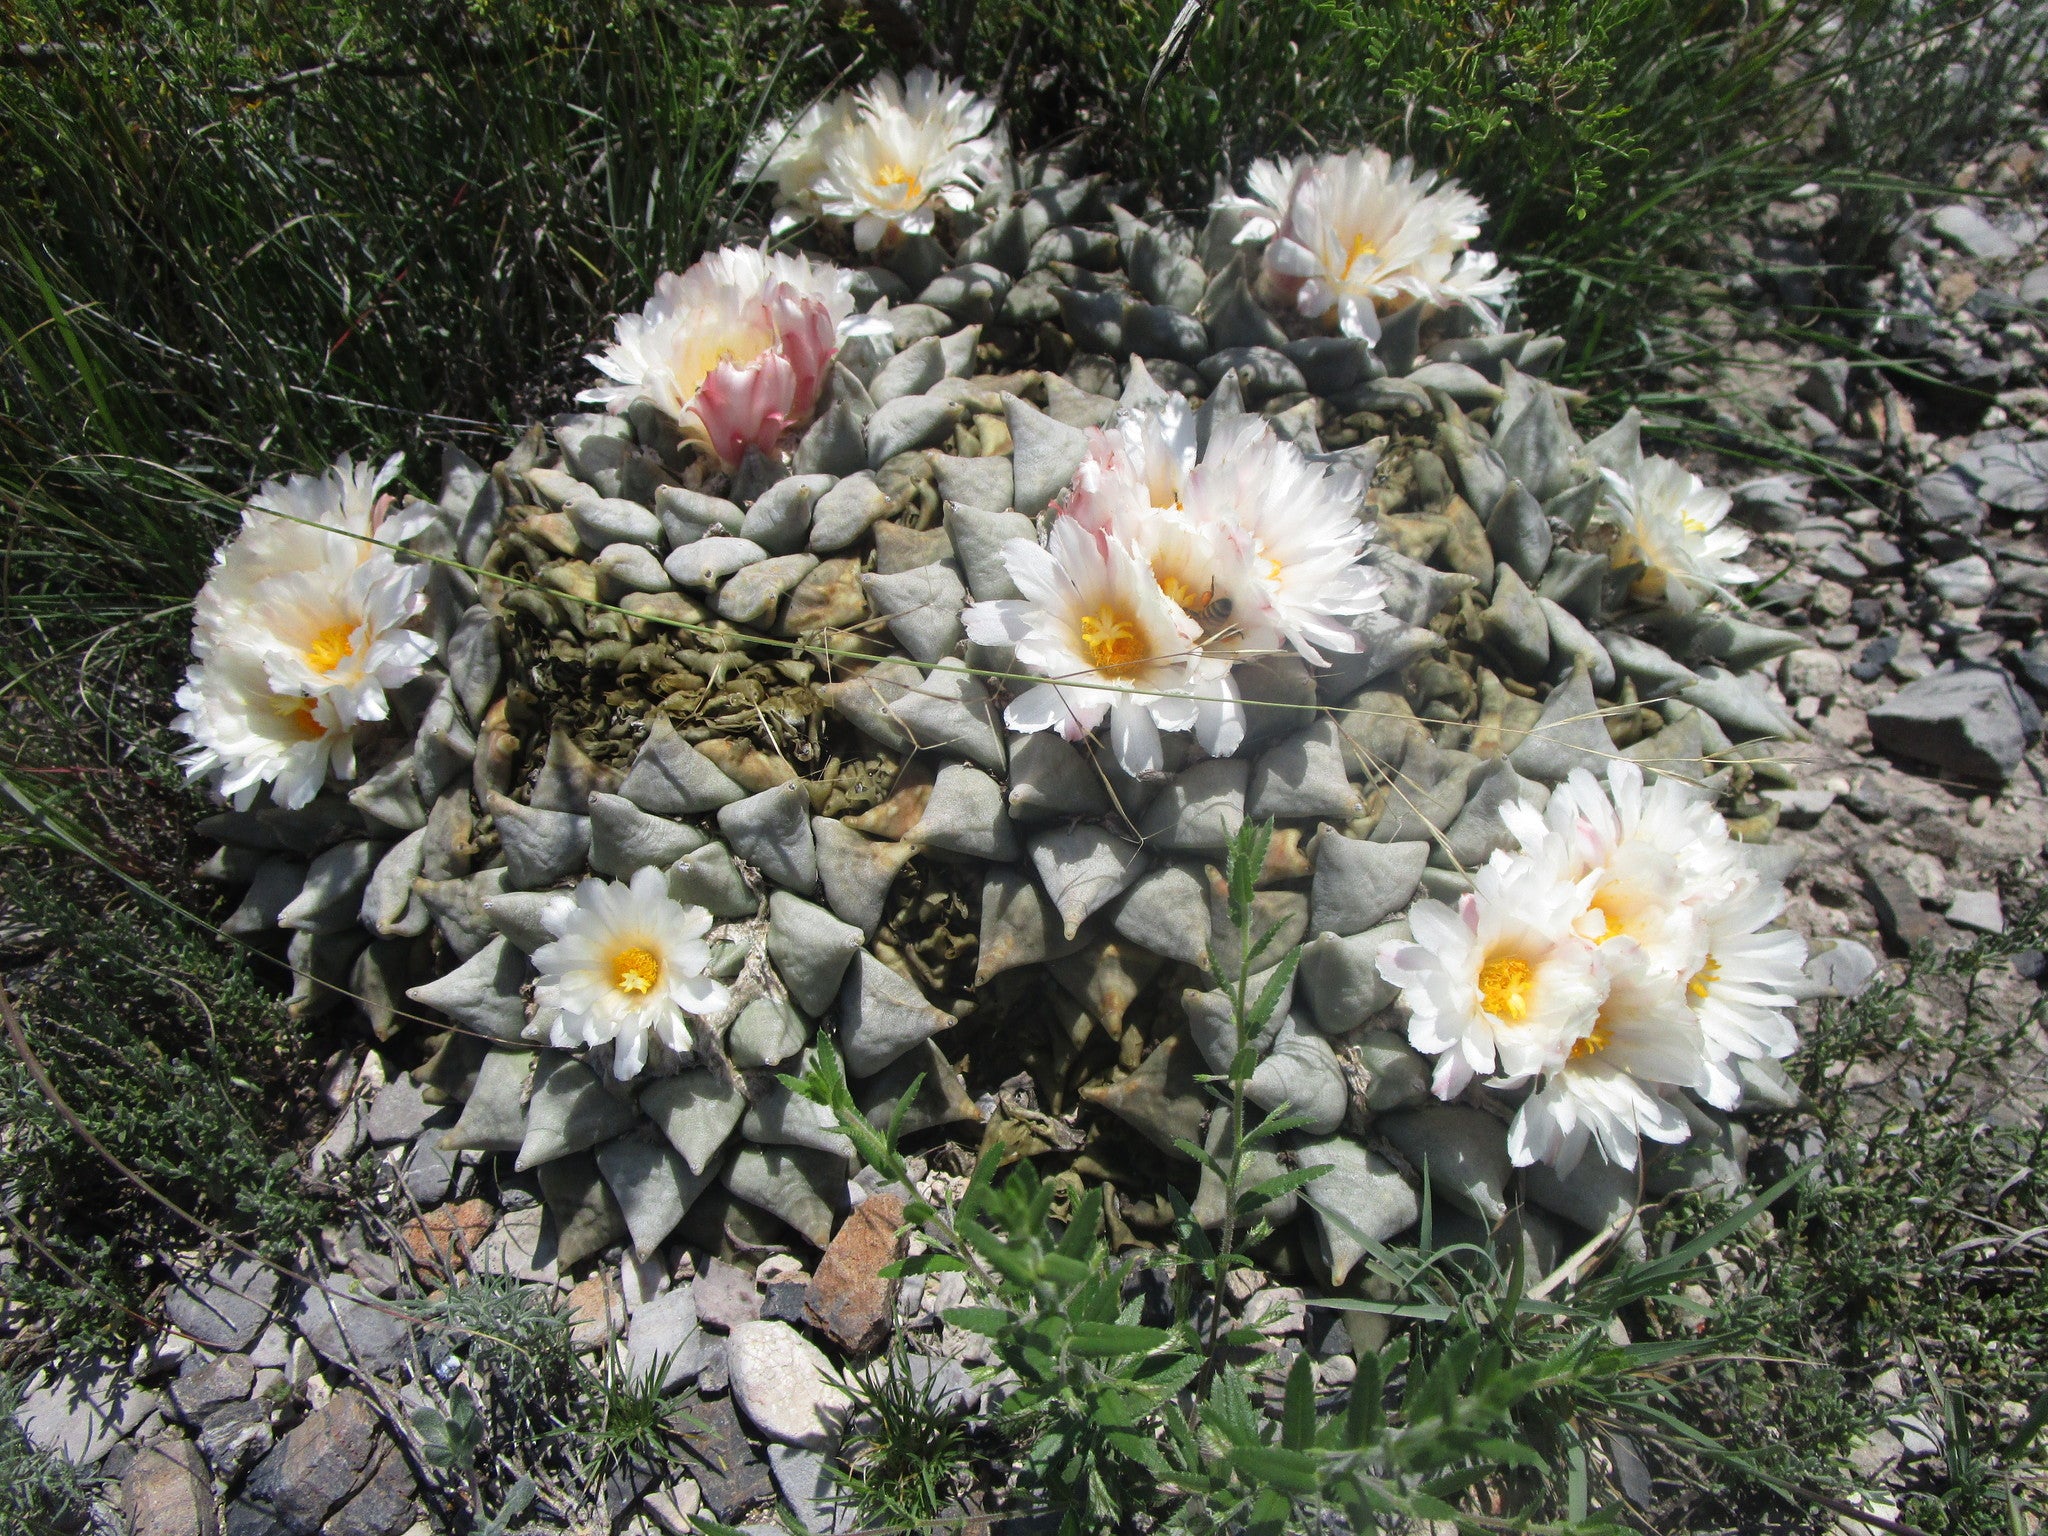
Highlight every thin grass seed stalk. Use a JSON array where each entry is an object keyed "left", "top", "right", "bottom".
[{"left": 175, "top": 75, "right": 1816, "bottom": 1288}]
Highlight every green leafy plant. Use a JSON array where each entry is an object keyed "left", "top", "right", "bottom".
[{"left": 830, "top": 1336, "right": 974, "bottom": 1531}]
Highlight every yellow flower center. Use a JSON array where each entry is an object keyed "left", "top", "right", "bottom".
[
  {"left": 306, "top": 623, "right": 357, "bottom": 673},
  {"left": 1569, "top": 1024, "right": 1612, "bottom": 1061},
  {"left": 1340, "top": 232, "right": 1380, "bottom": 280},
  {"left": 1478, "top": 955, "right": 1536, "bottom": 1022},
  {"left": 1078, "top": 606, "right": 1146, "bottom": 679},
  {"left": 1687, "top": 957, "right": 1719, "bottom": 1002},
  {"left": 275, "top": 696, "right": 326, "bottom": 740},
  {"left": 874, "top": 161, "right": 923, "bottom": 205},
  {"left": 610, "top": 945, "right": 662, "bottom": 996}
]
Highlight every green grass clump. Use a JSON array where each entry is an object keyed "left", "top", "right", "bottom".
[{"left": 1, "top": 866, "right": 331, "bottom": 1354}]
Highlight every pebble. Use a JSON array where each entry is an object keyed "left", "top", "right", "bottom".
[
  {"left": 165, "top": 1256, "right": 281, "bottom": 1353},
  {"left": 803, "top": 1192, "right": 906, "bottom": 1354},
  {"left": 1946, "top": 890, "right": 2005, "bottom": 933},
  {"left": 1922, "top": 554, "right": 1997, "bottom": 606},
  {"left": 725, "top": 1320, "right": 852, "bottom": 1450},
  {"left": 693, "top": 1258, "right": 764, "bottom": 1331}
]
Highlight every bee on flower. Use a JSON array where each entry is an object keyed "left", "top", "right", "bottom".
[
  {"left": 1214, "top": 147, "right": 1516, "bottom": 343},
  {"left": 1598, "top": 454, "right": 1758, "bottom": 613},
  {"left": 736, "top": 69, "right": 1003, "bottom": 251},
  {"left": 175, "top": 452, "right": 439, "bottom": 811},
  {"left": 964, "top": 396, "right": 1385, "bottom": 775},
  {"left": 531, "top": 868, "right": 733, "bottom": 1081},
  {"left": 580, "top": 246, "right": 876, "bottom": 470},
  {"left": 1379, "top": 763, "right": 1807, "bottom": 1172}
]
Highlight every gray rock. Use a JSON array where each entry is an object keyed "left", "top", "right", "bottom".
[
  {"left": 1869, "top": 662, "right": 2040, "bottom": 780},
  {"left": 362, "top": 1076, "right": 445, "bottom": 1146},
  {"left": 623, "top": 1286, "right": 710, "bottom": 1392},
  {"left": 166, "top": 1257, "right": 281, "bottom": 1353},
  {"left": 1914, "top": 467, "right": 1989, "bottom": 532},
  {"left": 1930, "top": 203, "right": 2022, "bottom": 260},
  {"left": 1804, "top": 937, "right": 1880, "bottom": 999},
  {"left": 13, "top": 1357, "right": 139, "bottom": 1464},
  {"left": 766, "top": 1442, "right": 839, "bottom": 1535},
  {"left": 717, "top": 782, "right": 821, "bottom": 895},
  {"left": 837, "top": 952, "right": 955, "bottom": 1076},
  {"left": 1946, "top": 890, "right": 2005, "bottom": 934},
  {"left": 1924, "top": 553, "right": 1998, "bottom": 607},
  {"left": 292, "top": 1276, "right": 412, "bottom": 1373},
  {"left": 196, "top": 1399, "right": 273, "bottom": 1483},
  {"left": 121, "top": 1433, "right": 219, "bottom": 1536},
  {"left": 726, "top": 1321, "right": 851, "bottom": 1451},
  {"left": 399, "top": 1134, "right": 458, "bottom": 1205}
]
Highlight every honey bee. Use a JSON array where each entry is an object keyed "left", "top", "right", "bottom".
[{"left": 1191, "top": 585, "right": 1233, "bottom": 631}]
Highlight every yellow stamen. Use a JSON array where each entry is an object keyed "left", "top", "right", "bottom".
[
  {"left": 276, "top": 697, "right": 326, "bottom": 740},
  {"left": 874, "top": 161, "right": 923, "bottom": 205},
  {"left": 1569, "top": 1024, "right": 1612, "bottom": 1061},
  {"left": 1478, "top": 955, "right": 1536, "bottom": 1022},
  {"left": 1078, "top": 606, "right": 1145, "bottom": 678},
  {"left": 306, "top": 623, "right": 356, "bottom": 673},
  {"left": 610, "top": 945, "right": 662, "bottom": 996},
  {"left": 1340, "top": 231, "right": 1379, "bottom": 280},
  {"left": 1687, "top": 957, "right": 1719, "bottom": 1001}
]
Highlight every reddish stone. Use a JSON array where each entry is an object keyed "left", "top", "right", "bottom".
[
  {"left": 803, "top": 1193, "right": 907, "bottom": 1354},
  {"left": 397, "top": 1198, "right": 495, "bottom": 1272}
]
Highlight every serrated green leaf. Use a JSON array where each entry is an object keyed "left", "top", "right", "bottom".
[
  {"left": 1281, "top": 1353, "right": 1315, "bottom": 1452},
  {"left": 1227, "top": 1444, "right": 1319, "bottom": 1496}
]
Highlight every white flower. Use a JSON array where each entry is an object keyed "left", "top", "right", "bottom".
[
  {"left": 239, "top": 558, "right": 437, "bottom": 728},
  {"left": 1599, "top": 456, "right": 1756, "bottom": 613},
  {"left": 177, "top": 451, "right": 440, "bottom": 810},
  {"left": 1505, "top": 761, "right": 1739, "bottom": 979},
  {"left": 962, "top": 515, "right": 1232, "bottom": 775},
  {"left": 1212, "top": 154, "right": 1314, "bottom": 247},
  {"left": 532, "top": 868, "right": 732, "bottom": 1081},
  {"left": 194, "top": 451, "right": 408, "bottom": 651},
  {"left": 1505, "top": 940, "right": 1709, "bottom": 1174},
  {"left": 1216, "top": 148, "right": 1516, "bottom": 342},
  {"left": 1183, "top": 414, "right": 1386, "bottom": 665},
  {"left": 579, "top": 246, "right": 861, "bottom": 467},
  {"left": 1687, "top": 877, "right": 1808, "bottom": 1110},
  {"left": 174, "top": 649, "right": 356, "bottom": 812},
  {"left": 740, "top": 69, "right": 1002, "bottom": 251},
  {"left": 1376, "top": 851, "right": 1606, "bottom": 1099}
]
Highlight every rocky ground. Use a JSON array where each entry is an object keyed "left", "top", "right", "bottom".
[{"left": 11, "top": 120, "right": 2048, "bottom": 1536}]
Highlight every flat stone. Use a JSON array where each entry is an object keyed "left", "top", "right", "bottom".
[
  {"left": 1931, "top": 203, "right": 2022, "bottom": 261},
  {"left": 623, "top": 1286, "right": 709, "bottom": 1391},
  {"left": 122, "top": 1434, "right": 219, "bottom": 1536},
  {"left": 292, "top": 1276, "right": 413, "bottom": 1374},
  {"left": 726, "top": 1321, "right": 852, "bottom": 1450},
  {"left": 196, "top": 1399, "right": 274, "bottom": 1484},
  {"left": 1923, "top": 554, "right": 1997, "bottom": 607},
  {"left": 672, "top": 1394, "right": 776, "bottom": 1523},
  {"left": 1805, "top": 938, "right": 1881, "bottom": 999},
  {"left": 166, "top": 1256, "right": 281, "bottom": 1353},
  {"left": 13, "top": 1357, "right": 137, "bottom": 1464},
  {"left": 1947, "top": 890, "right": 2005, "bottom": 934},
  {"left": 361, "top": 1076, "right": 446, "bottom": 1146},
  {"left": 693, "top": 1258, "right": 764, "bottom": 1332},
  {"left": 169, "top": 1353, "right": 255, "bottom": 1426},
  {"left": 1869, "top": 662, "right": 2040, "bottom": 780},
  {"left": 238, "top": 1388, "right": 385, "bottom": 1535},
  {"left": 1860, "top": 856, "right": 1948, "bottom": 953},
  {"left": 804, "top": 1194, "right": 906, "bottom": 1355}
]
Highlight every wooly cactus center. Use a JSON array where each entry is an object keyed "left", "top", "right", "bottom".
[{"left": 175, "top": 70, "right": 1812, "bottom": 1318}]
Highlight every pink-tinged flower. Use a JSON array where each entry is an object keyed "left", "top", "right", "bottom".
[
  {"left": 1214, "top": 148, "right": 1516, "bottom": 342},
  {"left": 962, "top": 516, "right": 1234, "bottom": 775},
  {"left": 579, "top": 246, "right": 867, "bottom": 468}
]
